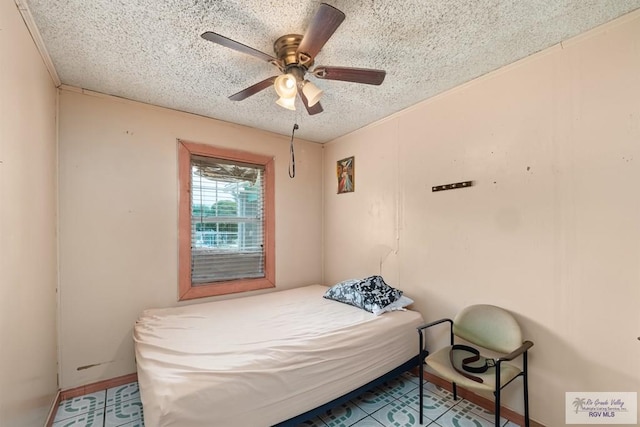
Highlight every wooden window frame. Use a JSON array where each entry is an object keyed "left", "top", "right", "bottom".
[{"left": 178, "top": 140, "right": 275, "bottom": 300}]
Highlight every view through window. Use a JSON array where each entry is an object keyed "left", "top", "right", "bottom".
[
  {"left": 178, "top": 141, "right": 275, "bottom": 300},
  {"left": 190, "top": 156, "right": 265, "bottom": 283}
]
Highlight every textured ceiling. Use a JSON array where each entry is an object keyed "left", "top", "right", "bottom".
[{"left": 24, "top": 0, "right": 640, "bottom": 143}]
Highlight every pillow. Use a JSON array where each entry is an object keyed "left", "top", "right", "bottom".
[
  {"left": 372, "top": 295, "right": 414, "bottom": 316},
  {"left": 323, "top": 275, "right": 402, "bottom": 313},
  {"left": 322, "top": 278, "right": 365, "bottom": 310}
]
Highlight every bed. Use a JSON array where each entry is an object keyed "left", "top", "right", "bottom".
[{"left": 133, "top": 284, "right": 424, "bottom": 427}]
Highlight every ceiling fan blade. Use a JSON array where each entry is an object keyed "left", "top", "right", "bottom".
[
  {"left": 202, "top": 31, "right": 277, "bottom": 63},
  {"left": 313, "top": 66, "right": 386, "bottom": 85},
  {"left": 297, "top": 3, "right": 345, "bottom": 59},
  {"left": 229, "top": 76, "right": 277, "bottom": 101},
  {"left": 306, "top": 101, "right": 323, "bottom": 115},
  {"left": 299, "top": 90, "right": 323, "bottom": 115}
]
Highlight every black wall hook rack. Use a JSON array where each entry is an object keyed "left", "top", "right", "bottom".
[{"left": 432, "top": 181, "right": 474, "bottom": 192}]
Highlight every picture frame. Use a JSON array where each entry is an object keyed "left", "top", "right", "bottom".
[{"left": 337, "top": 156, "right": 355, "bottom": 194}]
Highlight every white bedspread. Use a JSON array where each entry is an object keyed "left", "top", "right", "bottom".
[{"left": 133, "top": 285, "right": 423, "bottom": 427}]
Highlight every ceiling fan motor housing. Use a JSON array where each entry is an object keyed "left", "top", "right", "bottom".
[{"left": 274, "top": 34, "right": 313, "bottom": 70}]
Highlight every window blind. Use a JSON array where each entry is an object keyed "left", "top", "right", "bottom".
[{"left": 190, "top": 155, "right": 265, "bottom": 284}]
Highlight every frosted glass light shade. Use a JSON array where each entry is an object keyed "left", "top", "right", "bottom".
[
  {"left": 274, "top": 74, "right": 297, "bottom": 99},
  {"left": 302, "top": 81, "right": 323, "bottom": 107},
  {"left": 276, "top": 96, "right": 296, "bottom": 111}
]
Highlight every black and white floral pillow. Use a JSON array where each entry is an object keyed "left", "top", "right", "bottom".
[{"left": 323, "top": 276, "right": 402, "bottom": 313}]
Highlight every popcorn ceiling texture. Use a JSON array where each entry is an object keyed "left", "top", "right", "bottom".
[{"left": 25, "top": 0, "right": 640, "bottom": 143}]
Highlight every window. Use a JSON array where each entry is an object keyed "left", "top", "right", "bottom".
[{"left": 178, "top": 140, "right": 275, "bottom": 300}]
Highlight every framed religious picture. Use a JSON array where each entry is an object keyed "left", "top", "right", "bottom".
[{"left": 337, "top": 156, "right": 354, "bottom": 194}]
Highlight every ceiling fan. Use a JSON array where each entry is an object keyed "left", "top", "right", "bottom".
[{"left": 201, "top": 3, "right": 386, "bottom": 115}]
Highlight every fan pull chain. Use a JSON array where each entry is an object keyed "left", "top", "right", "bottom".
[{"left": 289, "top": 123, "right": 299, "bottom": 178}]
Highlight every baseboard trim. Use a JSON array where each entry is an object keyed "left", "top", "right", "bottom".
[
  {"left": 421, "top": 371, "right": 545, "bottom": 427},
  {"left": 59, "top": 373, "right": 138, "bottom": 401},
  {"left": 44, "top": 389, "right": 61, "bottom": 427}
]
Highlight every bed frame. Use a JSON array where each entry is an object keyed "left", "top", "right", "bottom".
[{"left": 274, "top": 355, "right": 421, "bottom": 426}]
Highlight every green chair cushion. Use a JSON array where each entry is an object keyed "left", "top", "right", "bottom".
[
  {"left": 452, "top": 305, "right": 522, "bottom": 353},
  {"left": 425, "top": 346, "right": 522, "bottom": 392}
]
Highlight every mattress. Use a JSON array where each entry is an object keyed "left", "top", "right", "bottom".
[{"left": 133, "top": 284, "right": 423, "bottom": 427}]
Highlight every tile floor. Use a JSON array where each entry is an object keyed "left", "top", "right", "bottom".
[
  {"left": 53, "top": 372, "right": 521, "bottom": 427},
  {"left": 53, "top": 382, "right": 142, "bottom": 427}
]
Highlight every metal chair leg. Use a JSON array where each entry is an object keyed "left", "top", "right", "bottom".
[
  {"left": 495, "top": 387, "right": 501, "bottom": 427},
  {"left": 523, "top": 352, "right": 530, "bottom": 427},
  {"left": 418, "top": 333, "right": 425, "bottom": 425},
  {"left": 419, "top": 364, "right": 423, "bottom": 424}
]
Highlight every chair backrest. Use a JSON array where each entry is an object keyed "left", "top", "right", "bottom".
[{"left": 452, "top": 304, "right": 523, "bottom": 354}]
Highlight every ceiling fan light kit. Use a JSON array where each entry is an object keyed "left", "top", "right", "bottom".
[
  {"left": 276, "top": 95, "right": 296, "bottom": 111},
  {"left": 274, "top": 74, "right": 297, "bottom": 98},
  {"left": 301, "top": 80, "right": 323, "bottom": 107},
  {"left": 201, "top": 3, "right": 386, "bottom": 115}
]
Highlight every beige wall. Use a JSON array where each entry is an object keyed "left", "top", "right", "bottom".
[
  {"left": 7, "top": 1, "right": 640, "bottom": 425},
  {"left": 57, "top": 89, "right": 323, "bottom": 388},
  {"left": 323, "top": 11, "right": 640, "bottom": 427},
  {"left": 0, "top": 1, "right": 59, "bottom": 426}
]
